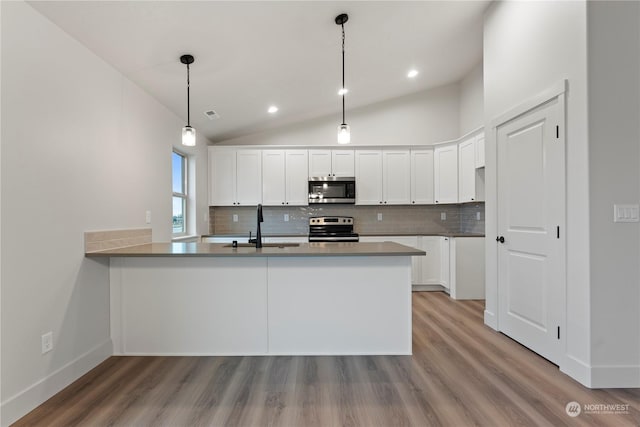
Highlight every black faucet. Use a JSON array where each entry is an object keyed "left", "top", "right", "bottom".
[{"left": 255, "top": 204, "right": 263, "bottom": 248}]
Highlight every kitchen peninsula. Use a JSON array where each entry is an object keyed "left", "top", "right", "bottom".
[{"left": 87, "top": 241, "right": 424, "bottom": 356}]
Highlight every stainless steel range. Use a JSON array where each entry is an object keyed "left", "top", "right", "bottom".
[{"left": 308, "top": 216, "right": 359, "bottom": 242}]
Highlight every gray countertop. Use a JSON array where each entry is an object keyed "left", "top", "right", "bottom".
[
  {"left": 202, "top": 233, "right": 485, "bottom": 238},
  {"left": 86, "top": 242, "right": 426, "bottom": 258}
]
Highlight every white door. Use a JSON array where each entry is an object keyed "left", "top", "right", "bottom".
[
  {"left": 235, "top": 150, "right": 262, "bottom": 205},
  {"left": 285, "top": 150, "right": 309, "bottom": 205},
  {"left": 332, "top": 150, "right": 355, "bottom": 177},
  {"left": 434, "top": 144, "right": 458, "bottom": 204},
  {"left": 209, "top": 148, "right": 236, "bottom": 206},
  {"left": 382, "top": 150, "right": 411, "bottom": 204},
  {"left": 308, "top": 150, "right": 332, "bottom": 177},
  {"left": 262, "top": 150, "right": 285, "bottom": 206},
  {"left": 458, "top": 138, "right": 476, "bottom": 202},
  {"left": 497, "top": 96, "right": 565, "bottom": 365},
  {"left": 355, "top": 150, "right": 383, "bottom": 205},
  {"left": 410, "top": 149, "right": 434, "bottom": 204}
]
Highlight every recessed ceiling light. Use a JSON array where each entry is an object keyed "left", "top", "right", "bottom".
[
  {"left": 407, "top": 69, "right": 419, "bottom": 78},
  {"left": 268, "top": 105, "right": 278, "bottom": 114},
  {"left": 338, "top": 87, "right": 349, "bottom": 96}
]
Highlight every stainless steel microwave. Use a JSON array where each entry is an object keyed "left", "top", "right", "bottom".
[{"left": 308, "top": 177, "right": 356, "bottom": 204}]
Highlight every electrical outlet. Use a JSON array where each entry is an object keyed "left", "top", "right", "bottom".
[
  {"left": 41, "top": 332, "right": 53, "bottom": 354},
  {"left": 284, "top": 213, "right": 289, "bottom": 222},
  {"left": 232, "top": 214, "right": 238, "bottom": 222},
  {"left": 377, "top": 213, "right": 383, "bottom": 221},
  {"left": 145, "top": 210, "right": 151, "bottom": 224},
  {"left": 476, "top": 212, "right": 481, "bottom": 221},
  {"left": 441, "top": 212, "right": 447, "bottom": 221}
]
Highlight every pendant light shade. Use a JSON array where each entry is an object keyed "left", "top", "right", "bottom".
[
  {"left": 180, "top": 54, "right": 196, "bottom": 147},
  {"left": 336, "top": 13, "right": 350, "bottom": 144},
  {"left": 182, "top": 125, "right": 196, "bottom": 147},
  {"left": 338, "top": 123, "right": 351, "bottom": 144}
]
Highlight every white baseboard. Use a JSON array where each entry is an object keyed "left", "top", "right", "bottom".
[
  {"left": 484, "top": 309, "right": 497, "bottom": 330},
  {"left": 561, "top": 354, "right": 592, "bottom": 388},
  {"left": 412, "top": 284, "right": 446, "bottom": 292},
  {"left": 1, "top": 339, "right": 112, "bottom": 426},
  {"left": 591, "top": 365, "right": 640, "bottom": 388}
]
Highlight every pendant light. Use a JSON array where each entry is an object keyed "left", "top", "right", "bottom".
[
  {"left": 180, "top": 54, "right": 196, "bottom": 147},
  {"left": 336, "top": 13, "right": 350, "bottom": 144}
]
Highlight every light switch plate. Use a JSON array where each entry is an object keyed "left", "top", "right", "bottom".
[
  {"left": 145, "top": 210, "right": 151, "bottom": 224},
  {"left": 284, "top": 213, "right": 289, "bottom": 222},
  {"left": 232, "top": 214, "right": 238, "bottom": 222},
  {"left": 614, "top": 204, "right": 639, "bottom": 222},
  {"left": 377, "top": 213, "right": 383, "bottom": 221},
  {"left": 441, "top": 212, "right": 446, "bottom": 221}
]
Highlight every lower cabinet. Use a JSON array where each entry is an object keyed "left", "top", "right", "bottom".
[
  {"left": 418, "top": 236, "right": 450, "bottom": 290},
  {"left": 449, "top": 237, "right": 485, "bottom": 300}
]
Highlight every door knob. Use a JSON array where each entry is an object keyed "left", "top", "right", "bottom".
[{"left": 496, "top": 236, "right": 505, "bottom": 243}]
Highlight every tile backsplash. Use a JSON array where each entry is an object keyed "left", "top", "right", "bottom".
[{"left": 209, "top": 203, "right": 484, "bottom": 236}]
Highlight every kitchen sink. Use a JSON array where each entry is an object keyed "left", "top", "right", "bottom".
[{"left": 223, "top": 242, "right": 301, "bottom": 248}]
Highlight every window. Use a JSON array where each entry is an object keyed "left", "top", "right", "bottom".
[{"left": 172, "top": 151, "right": 187, "bottom": 235}]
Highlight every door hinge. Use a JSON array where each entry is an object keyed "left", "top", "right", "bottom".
[
  {"left": 556, "top": 125, "right": 559, "bottom": 139},
  {"left": 557, "top": 226, "right": 560, "bottom": 239},
  {"left": 557, "top": 326, "right": 560, "bottom": 339}
]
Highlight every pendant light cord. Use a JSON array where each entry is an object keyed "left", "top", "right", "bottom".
[
  {"left": 341, "top": 23, "right": 346, "bottom": 124},
  {"left": 186, "top": 63, "right": 191, "bottom": 127}
]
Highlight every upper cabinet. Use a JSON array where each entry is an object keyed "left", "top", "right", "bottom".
[
  {"left": 355, "top": 149, "right": 411, "bottom": 205},
  {"left": 355, "top": 150, "right": 383, "bottom": 205},
  {"left": 458, "top": 137, "right": 477, "bottom": 203},
  {"left": 262, "top": 150, "right": 309, "bottom": 206},
  {"left": 382, "top": 150, "right": 411, "bottom": 205},
  {"left": 434, "top": 143, "right": 458, "bottom": 204},
  {"left": 475, "top": 133, "right": 485, "bottom": 168},
  {"left": 209, "top": 148, "right": 262, "bottom": 206},
  {"left": 410, "top": 149, "right": 434, "bottom": 204},
  {"left": 308, "top": 149, "right": 354, "bottom": 177}
]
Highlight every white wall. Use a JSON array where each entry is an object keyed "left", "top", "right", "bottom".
[
  {"left": 217, "top": 84, "right": 460, "bottom": 146},
  {"left": 587, "top": 1, "right": 640, "bottom": 386},
  {"left": 0, "top": 2, "right": 209, "bottom": 424},
  {"left": 483, "top": 1, "right": 592, "bottom": 384},
  {"left": 459, "top": 61, "right": 484, "bottom": 135}
]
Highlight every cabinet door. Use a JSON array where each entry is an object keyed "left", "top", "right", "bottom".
[
  {"left": 332, "top": 150, "right": 355, "bottom": 177},
  {"left": 419, "top": 236, "right": 442, "bottom": 284},
  {"left": 285, "top": 150, "right": 309, "bottom": 205},
  {"left": 475, "top": 134, "right": 485, "bottom": 168},
  {"left": 410, "top": 149, "right": 434, "bottom": 204},
  {"left": 262, "top": 150, "right": 286, "bottom": 206},
  {"left": 440, "top": 237, "right": 450, "bottom": 289},
  {"left": 458, "top": 138, "right": 476, "bottom": 203},
  {"left": 382, "top": 150, "right": 411, "bottom": 204},
  {"left": 235, "top": 150, "right": 262, "bottom": 205},
  {"left": 308, "top": 150, "right": 332, "bottom": 177},
  {"left": 355, "top": 150, "right": 383, "bottom": 205},
  {"left": 434, "top": 144, "right": 458, "bottom": 204},
  {"left": 209, "top": 148, "right": 236, "bottom": 206}
]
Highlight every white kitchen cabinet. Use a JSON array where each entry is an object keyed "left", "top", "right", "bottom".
[
  {"left": 209, "top": 148, "right": 262, "bottom": 206},
  {"left": 382, "top": 150, "right": 411, "bottom": 204},
  {"left": 449, "top": 237, "right": 485, "bottom": 300},
  {"left": 359, "top": 235, "right": 421, "bottom": 283},
  {"left": 410, "top": 149, "right": 434, "bottom": 204},
  {"left": 434, "top": 143, "right": 458, "bottom": 204},
  {"left": 356, "top": 149, "right": 411, "bottom": 205},
  {"left": 262, "top": 150, "right": 308, "bottom": 206},
  {"left": 355, "top": 150, "right": 383, "bottom": 205},
  {"left": 415, "top": 236, "right": 450, "bottom": 290},
  {"left": 475, "top": 133, "right": 485, "bottom": 168},
  {"left": 458, "top": 137, "right": 477, "bottom": 203},
  {"left": 308, "top": 149, "right": 354, "bottom": 177}
]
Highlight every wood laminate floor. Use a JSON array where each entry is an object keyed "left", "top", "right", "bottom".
[{"left": 15, "top": 292, "right": 640, "bottom": 426}]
